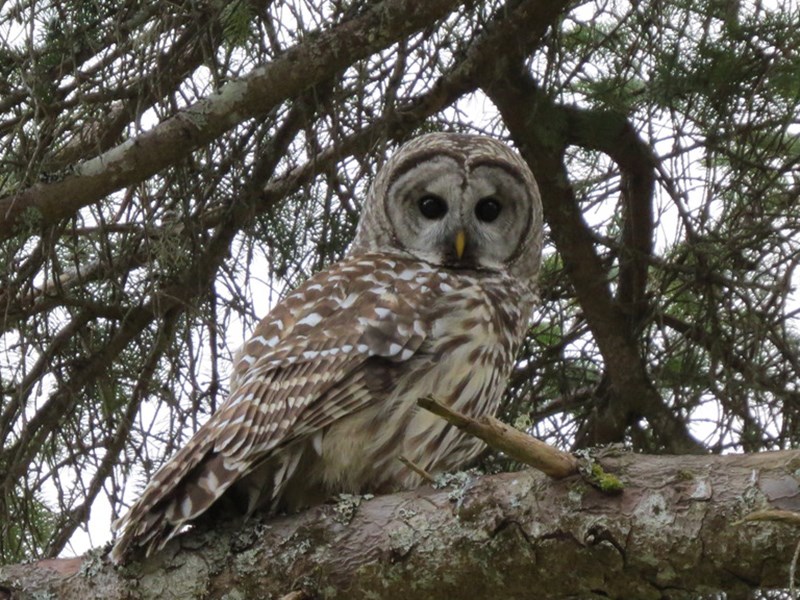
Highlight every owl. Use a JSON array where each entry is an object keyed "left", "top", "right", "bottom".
[{"left": 110, "top": 132, "right": 543, "bottom": 563}]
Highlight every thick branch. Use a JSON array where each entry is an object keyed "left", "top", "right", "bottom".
[
  {"left": 560, "top": 105, "right": 656, "bottom": 321},
  {"left": 251, "top": 0, "right": 571, "bottom": 221},
  {"left": 2, "top": 451, "right": 800, "bottom": 598},
  {"left": 0, "top": 0, "right": 466, "bottom": 238}
]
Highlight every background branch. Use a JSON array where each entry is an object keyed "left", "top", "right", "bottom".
[
  {"left": 482, "top": 64, "right": 704, "bottom": 454},
  {"left": 0, "top": 0, "right": 466, "bottom": 238}
]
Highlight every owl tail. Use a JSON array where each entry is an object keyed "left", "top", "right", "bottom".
[{"left": 110, "top": 450, "right": 245, "bottom": 564}]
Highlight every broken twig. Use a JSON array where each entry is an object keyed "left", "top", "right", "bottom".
[
  {"left": 417, "top": 396, "right": 579, "bottom": 479},
  {"left": 398, "top": 455, "right": 437, "bottom": 483}
]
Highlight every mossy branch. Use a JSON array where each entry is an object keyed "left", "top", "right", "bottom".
[{"left": 3, "top": 451, "right": 800, "bottom": 597}]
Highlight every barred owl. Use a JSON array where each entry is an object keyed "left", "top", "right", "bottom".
[{"left": 110, "top": 132, "right": 543, "bottom": 563}]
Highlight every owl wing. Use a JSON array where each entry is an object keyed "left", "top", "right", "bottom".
[{"left": 111, "top": 261, "right": 429, "bottom": 562}]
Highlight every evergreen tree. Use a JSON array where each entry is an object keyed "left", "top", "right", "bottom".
[{"left": 0, "top": 2, "right": 798, "bottom": 593}]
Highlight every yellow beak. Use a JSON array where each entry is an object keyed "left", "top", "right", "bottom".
[{"left": 454, "top": 230, "right": 466, "bottom": 260}]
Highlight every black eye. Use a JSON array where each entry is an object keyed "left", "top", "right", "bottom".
[
  {"left": 417, "top": 194, "right": 448, "bottom": 220},
  {"left": 475, "top": 197, "right": 501, "bottom": 223}
]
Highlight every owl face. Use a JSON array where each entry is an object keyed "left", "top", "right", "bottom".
[
  {"left": 351, "top": 133, "right": 543, "bottom": 287},
  {"left": 382, "top": 154, "right": 534, "bottom": 271}
]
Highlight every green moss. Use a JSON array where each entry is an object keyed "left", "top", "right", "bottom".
[{"left": 588, "top": 463, "right": 624, "bottom": 494}]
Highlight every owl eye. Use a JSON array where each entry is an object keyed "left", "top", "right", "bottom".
[
  {"left": 417, "top": 194, "right": 448, "bottom": 220},
  {"left": 475, "top": 197, "right": 501, "bottom": 223}
]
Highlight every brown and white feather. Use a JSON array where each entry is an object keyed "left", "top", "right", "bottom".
[{"left": 111, "top": 133, "right": 542, "bottom": 563}]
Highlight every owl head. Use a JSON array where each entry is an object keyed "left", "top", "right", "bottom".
[{"left": 350, "top": 132, "right": 543, "bottom": 289}]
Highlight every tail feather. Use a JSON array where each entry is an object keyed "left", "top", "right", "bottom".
[{"left": 110, "top": 435, "right": 244, "bottom": 563}]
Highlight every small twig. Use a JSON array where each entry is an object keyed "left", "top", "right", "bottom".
[
  {"left": 737, "top": 509, "right": 800, "bottom": 526},
  {"left": 398, "top": 455, "right": 437, "bottom": 483},
  {"left": 417, "top": 396, "right": 579, "bottom": 479}
]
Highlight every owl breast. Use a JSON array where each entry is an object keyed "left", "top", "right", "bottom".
[{"left": 293, "top": 266, "right": 532, "bottom": 500}]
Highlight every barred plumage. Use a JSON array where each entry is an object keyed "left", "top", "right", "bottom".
[{"left": 111, "top": 132, "right": 543, "bottom": 563}]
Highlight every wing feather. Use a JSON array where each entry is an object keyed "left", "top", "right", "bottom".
[{"left": 111, "top": 256, "right": 432, "bottom": 562}]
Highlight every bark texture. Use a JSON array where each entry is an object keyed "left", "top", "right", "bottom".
[{"left": 2, "top": 451, "right": 800, "bottom": 599}]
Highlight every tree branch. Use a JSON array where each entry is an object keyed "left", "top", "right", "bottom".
[
  {"left": 0, "top": 0, "right": 467, "bottom": 238},
  {"left": 2, "top": 451, "right": 800, "bottom": 598},
  {"left": 482, "top": 64, "right": 704, "bottom": 454},
  {"left": 560, "top": 105, "right": 656, "bottom": 323},
  {"left": 0, "top": 89, "right": 311, "bottom": 521}
]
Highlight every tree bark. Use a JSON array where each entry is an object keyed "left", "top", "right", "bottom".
[{"left": 3, "top": 450, "right": 800, "bottom": 599}]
